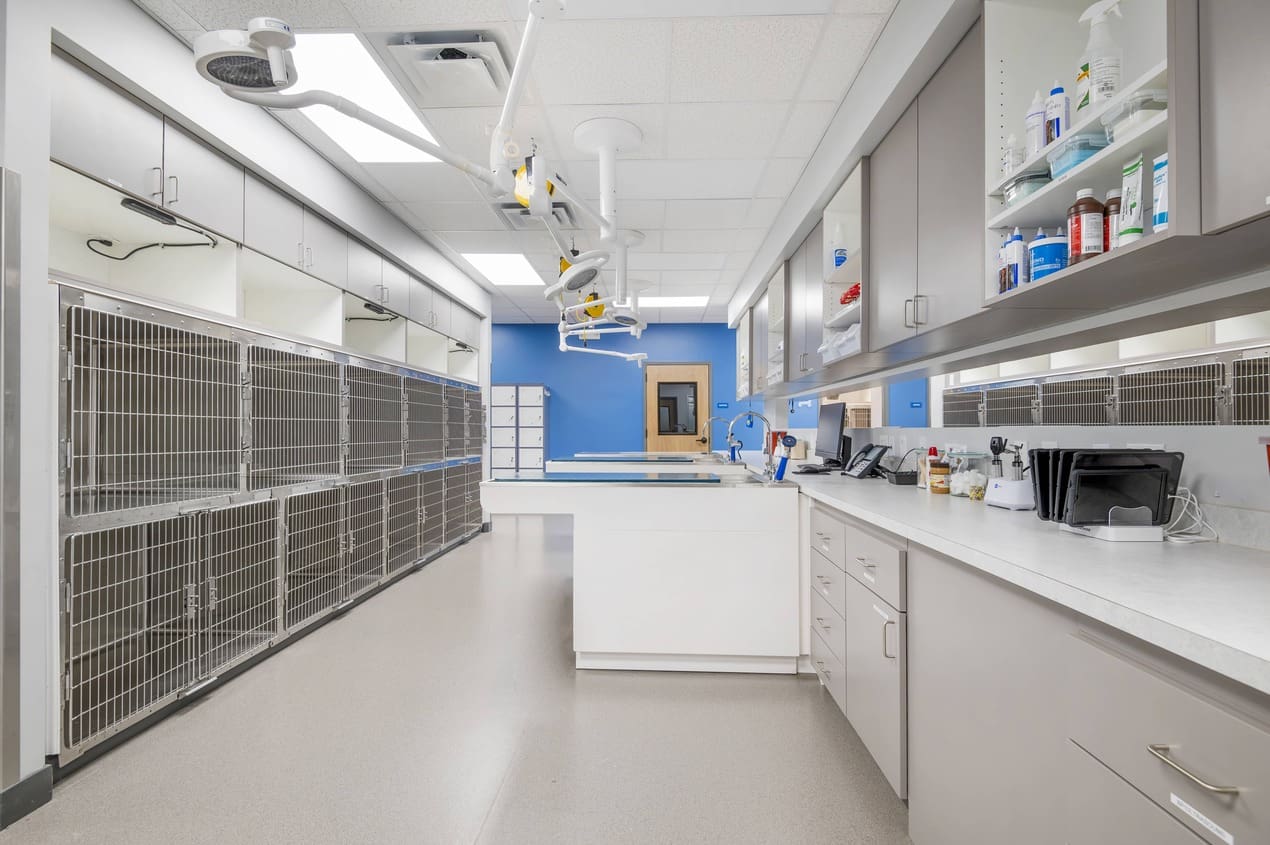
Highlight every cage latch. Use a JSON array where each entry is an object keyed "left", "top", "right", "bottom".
[
  {"left": 184, "top": 583, "right": 200, "bottom": 621},
  {"left": 205, "top": 576, "right": 219, "bottom": 613}
]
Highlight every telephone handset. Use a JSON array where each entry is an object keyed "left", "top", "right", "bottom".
[{"left": 843, "top": 443, "right": 890, "bottom": 479}]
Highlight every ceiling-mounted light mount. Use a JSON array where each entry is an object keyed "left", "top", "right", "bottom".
[{"left": 194, "top": 17, "right": 296, "bottom": 92}]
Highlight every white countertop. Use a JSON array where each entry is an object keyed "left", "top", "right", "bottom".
[{"left": 788, "top": 472, "right": 1270, "bottom": 698}]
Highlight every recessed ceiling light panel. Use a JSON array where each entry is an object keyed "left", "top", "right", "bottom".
[{"left": 462, "top": 253, "right": 545, "bottom": 286}]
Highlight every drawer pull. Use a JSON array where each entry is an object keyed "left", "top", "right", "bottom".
[
  {"left": 882, "top": 619, "right": 896, "bottom": 659},
  {"left": 816, "top": 575, "right": 831, "bottom": 584},
  {"left": 856, "top": 556, "right": 877, "bottom": 568},
  {"left": 1146, "top": 744, "right": 1240, "bottom": 795},
  {"left": 816, "top": 659, "right": 831, "bottom": 679},
  {"left": 815, "top": 617, "right": 830, "bottom": 630}
]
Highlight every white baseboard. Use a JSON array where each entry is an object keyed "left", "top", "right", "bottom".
[{"left": 575, "top": 652, "right": 798, "bottom": 675}]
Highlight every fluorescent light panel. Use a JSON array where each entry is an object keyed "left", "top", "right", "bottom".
[
  {"left": 290, "top": 33, "right": 438, "bottom": 164},
  {"left": 639, "top": 296, "right": 709, "bottom": 308},
  {"left": 462, "top": 253, "right": 545, "bottom": 286}
]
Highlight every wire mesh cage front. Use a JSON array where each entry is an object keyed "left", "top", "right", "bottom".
[
  {"left": 405, "top": 377, "right": 445, "bottom": 466},
  {"left": 1039, "top": 377, "right": 1114, "bottom": 425},
  {"left": 421, "top": 468, "right": 445, "bottom": 557},
  {"left": 444, "top": 465, "right": 468, "bottom": 544},
  {"left": 984, "top": 385, "right": 1039, "bottom": 426},
  {"left": 200, "top": 500, "right": 279, "bottom": 675},
  {"left": 1232, "top": 357, "right": 1270, "bottom": 424},
  {"left": 347, "top": 365, "right": 405, "bottom": 475},
  {"left": 386, "top": 474, "right": 421, "bottom": 573},
  {"left": 464, "top": 462, "right": 483, "bottom": 532},
  {"left": 66, "top": 307, "right": 241, "bottom": 516},
  {"left": 284, "top": 488, "right": 343, "bottom": 630},
  {"left": 346, "top": 480, "right": 386, "bottom": 598},
  {"left": 64, "top": 517, "right": 198, "bottom": 750},
  {"left": 444, "top": 386, "right": 467, "bottom": 459},
  {"left": 464, "top": 391, "right": 484, "bottom": 458},
  {"left": 942, "top": 390, "right": 984, "bottom": 427},
  {"left": 1118, "top": 363, "right": 1224, "bottom": 425},
  {"left": 248, "top": 346, "right": 341, "bottom": 488}
]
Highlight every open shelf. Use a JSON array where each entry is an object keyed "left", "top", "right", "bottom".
[
  {"left": 824, "top": 300, "right": 862, "bottom": 329},
  {"left": 988, "top": 108, "right": 1168, "bottom": 231},
  {"left": 988, "top": 60, "right": 1168, "bottom": 197}
]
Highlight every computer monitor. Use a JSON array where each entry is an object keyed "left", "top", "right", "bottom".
[{"left": 814, "top": 402, "right": 848, "bottom": 467}]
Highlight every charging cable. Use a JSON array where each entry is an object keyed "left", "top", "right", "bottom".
[{"left": 1164, "top": 486, "right": 1218, "bottom": 544}]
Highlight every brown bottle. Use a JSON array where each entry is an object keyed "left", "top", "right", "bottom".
[
  {"left": 1103, "top": 189, "right": 1122, "bottom": 252},
  {"left": 1067, "top": 188, "right": 1105, "bottom": 265}
]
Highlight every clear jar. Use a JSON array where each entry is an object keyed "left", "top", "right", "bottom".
[{"left": 928, "top": 462, "right": 950, "bottom": 495}]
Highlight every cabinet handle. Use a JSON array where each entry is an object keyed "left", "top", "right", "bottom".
[
  {"left": 882, "top": 618, "right": 896, "bottom": 659},
  {"left": 816, "top": 659, "right": 830, "bottom": 678},
  {"left": 297, "top": 241, "right": 305, "bottom": 266},
  {"left": 903, "top": 298, "right": 915, "bottom": 329},
  {"left": 304, "top": 246, "right": 313, "bottom": 268},
  {"left": 1146, "top": 745, "right": 1240, "bottom": 795},
  {"left": 150, "top": 167, "right": 163, "bottom": 201},
  {"left": 381, "top": 284, "right": 390, "bottom": 304},
  {"left": 914, "top": 294, "right": 929, "bottom": 326},
  {"left": 814, "top": 530, "right": 824, "bottom": 537},
  {"left": 166, "top": 175, "right": 179, "bottom": 205},
  {"left": 856, "top": 556, "right": 876, "bottom": 569},
  {"left": 814, "top": 617, "right": 829, "bottom": 629}
]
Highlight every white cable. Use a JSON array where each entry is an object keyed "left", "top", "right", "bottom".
[{"left": 1164, "top": 486, "right": 1218, "bottom": 544}]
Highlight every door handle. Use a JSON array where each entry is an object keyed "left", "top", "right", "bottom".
[
  {"left": 1146, "top": 745, "right": 1240, "bottom": 795},
  {"left": 903, "top": 298, "right": 915, "bottom": 328},
  {"left": 856, "top": 556, "right": 876, "bottom": 568},
  {"left": 206, "top": 576, "right": 218, "bottom": 613},
  {"left": 305, "top": 246, "right": 313, "bottom": 268},
  {"left": 150, "top": 167, "right": 163, "bottom": 201},
  {"left": 166, "top": 175, "right": 179, "bottom": 205},
  {"left": 914, "top": 294, "right": 929, "bottom": 326},
  {"left": 882, "top": 618, "right": 896, "bottom": 659},
  {"left": 297, "top": 241, "right": 305, "bottom": 266}
]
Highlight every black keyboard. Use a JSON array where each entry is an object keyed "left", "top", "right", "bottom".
[{"left": 793, "top": 464, "right": 832, "bottom": 474}]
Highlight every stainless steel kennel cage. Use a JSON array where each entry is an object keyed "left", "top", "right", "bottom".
[{"left": 57, "top": 282, "right": 485, "bottom": 761}]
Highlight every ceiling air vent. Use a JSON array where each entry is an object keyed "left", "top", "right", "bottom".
[
  {"left": 384, "top": 33, "right": 511, "bottom": 108},
  {"left": 495, "top": 202, "right": 577, "bottom": 232}
]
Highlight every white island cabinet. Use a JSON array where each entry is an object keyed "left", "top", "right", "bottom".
[{"left": 482, "top": 475, "right": 800, "bottom": 673}]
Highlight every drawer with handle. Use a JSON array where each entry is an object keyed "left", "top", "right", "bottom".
[
  {"left": 811, "top": 549, "right": 846, "bottom": 618},
  {"left": 811, "top": 506, "right": 847, "bottom": 569},
  {"left": 1065, "top": 633, "right": 1270, "bottom": 845},
  {"left": 810, "top": 588, "right": 845, "bottom": 664},
  {"left": 811, "top": 625, "right": 847, "bottom": 716},
  {"left": 1065, "top": 739, "right": 1203, "bottom": 844},
  {"left": 842, "top": 520, "right": 907, "bottom": 611}
]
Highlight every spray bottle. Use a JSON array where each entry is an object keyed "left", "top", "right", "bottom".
[
  {"left": 1024, "top": 89, "right": 1046, "bottom": 156},
  {"left": 1076, "top": 0, "right": 1123, "bottom": 113},
  {"left": 773, "top": 434, "right": 798, "bottom": 482}
]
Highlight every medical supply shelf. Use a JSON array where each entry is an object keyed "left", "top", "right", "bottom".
[
  {"left": 57, "top": 280, "right": 485, "bottom": 763},
  {"left": 490, "top": 384, "right": 548, "bottom": 476}
]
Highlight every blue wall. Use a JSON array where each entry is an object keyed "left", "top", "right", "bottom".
[
  {"left": 887, "top": 378, "right": 929, "bottom": 427},
  {"left": 491, "top": 323, "right": 763, "bottom": 458}
]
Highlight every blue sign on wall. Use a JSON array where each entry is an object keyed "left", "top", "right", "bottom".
[
  {"left": 888, "top": 378, "right": 929, "bottom": 427},
  {"left": 910, "top": 401, "right": 924, "bottom": 409},
  {"left": 716, "top": 402, "right": 729, "bottom": 409}
]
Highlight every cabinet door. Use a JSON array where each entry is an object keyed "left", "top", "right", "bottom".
[
  {"left": 1199, "top": 0, "right": 1270, "bottom": 232},
  {"left": 161, "top": 121, "right": 245, "bottom": 241},
  {"left": 788, "top": 249, "right": 809, "bottom": 375},
  {"left": 451, "top": 307, "right": 479, "bottom": 348},
  {"left": 431, "top": 291, "right": 453, "bottom": 338},
  {"left": 843, "top": 575, "right": 907, "bottom": 799},
  {"left": 767, "top": 267, "right": 787, "bottom": 385},
  {"left": 906, "top": 546, "right": 1070, "bottom": 844},
  {"left": 802, "top": 221, "right": 826, "bottom": 372},
  {"left": 408, "top": 278, "right": 433, "bottom": 324},
  {"left": 1063, "top": 741, "right": 1203, "bottom": 845},
  {"left": 916, "top": 19, "right": 984, "bottom": 332},
  {"left": 244, "top": 173, "right": 304, "bottom": 267},
  {"left": 380, "top": 262, "right": 409, "bottom": 315},
  {"left": 868, "top": 102, "right": 919, "bottom": 351},
  {"left": 51, "top": 54, "right": 163, "bottom": 201},
  {"left": 752, "top": 296, "right": 769, "bottom": 393},
  {"left": 301, "top": 209, "right": 348, "bottom": 288},
  {"left": 346, "top": 240, "right": 384, "bottom": 304}
]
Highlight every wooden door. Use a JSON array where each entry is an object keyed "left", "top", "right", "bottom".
[{"left": 644, "top": 363, "right": 710, "bottom": 453}]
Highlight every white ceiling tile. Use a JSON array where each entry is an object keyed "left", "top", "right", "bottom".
[
  {"left": 613, "top": 200, "right": 666, "bottom": 230},
  {"left": 663, "top": 199, "right": 750, "bottom": 229},
  {"left": 546, "top": 104, "right": 667, "bottom": 160},
  {"left": 799, "top": 13, "right": 887, "bottom": 102},
  {"left": 627, "top": 253, "right": 726, "bottom": 271},
  {"left": 137, "top": 0, "right": 200, "bottom": 31},
  {"left": 660, "top": 270, "right": 722, "bottom": 285},
  {"left": 401, "top": 201, "right": 506, "bottom": 231},
  {"left": 510, "top": 0, "right": 834, "bottom": 18},
  {"left": 659, "top": 229, "right": 738, "bottom": 253},
  {"left": 669, "top": 16, "right": 822, "bottom": 103},
  {"left": 435, "top": 229, "right": 555, "bottom": 253},
  {"left": 744, "top": 197, "right": 784, "bottom": 229},
  {"left": 730, "top": 228, "right": 769, "bottom": 251},
  {"left": 630, "top": 231, "right": 664, "bottom": 251},
  {"left": 423, "top": 106, "right": 557, "bottom": 169},
  {"left": 725, "top": 251, "right": 757, "bottom": 271},
  {"left": 754, "top": 158, "right": 808, "bottom": 198},
  {"left": 343, "top": 0, "right": 510, "bottom": 28},
  {"left": 774, "top": 101, "right": 838, "bottom": 158},
  {"left": 615, "top": 160, "right": 763, "bottom": 200},
  {"left": 530, "top": 19, "right": 671, "bottom": 104},
  {"left": 835, "top": 0, "right": 897, "bottom": 14},
  {"left": 363, "top": 163, "right": 490, "bottom": 203},
  {"left": 178, "top": 0, "right": 354, "bottom": 29},
  {"left": 654, "top": 282, "right": 718, "bottom": 296},
  {"left": 664, "top": 103, "right": 787, "bottom": 160},
  {"left": 176, "top": 31, "right": 204, "bottom": 43}
]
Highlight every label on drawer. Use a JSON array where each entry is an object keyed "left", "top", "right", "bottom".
[{"left": 1171, "top": 793, "right": 1233, "bottom": 845}]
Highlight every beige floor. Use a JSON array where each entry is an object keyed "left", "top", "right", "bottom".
[{"left": 2, "top": 516, "right": 911, "bottom": 844}]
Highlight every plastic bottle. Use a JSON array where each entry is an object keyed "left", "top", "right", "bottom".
[
  {"left": 832, "top": 221, "right": 848, "bottom": 268},
  {"left": 997, "top": 237, "right": 1010, "bottom": 294},
  {"left": 1077, "top": 0, "right": 1123, "bottom": 113},
  {"left": 1024, "top": 90, "right": 1047, "bottom": 155},
  {"left": 1067, "top": 188, "right": 1105, "bottom": 264},
  {"left": 1045, "top": 82, "right": 1070, "bottom": 145},
  {"left": 1005, "top": 227, "right": 1029, "bottom": 287},
  {"left": 1029, "top": 226, "right": 1069, "bottom": 280},
  {"left": 1103, "top": 188, "right": 1122, "bottom": 251},
  {"left": 1152, "top": 153, "right": 1169, "bottom": 233},
  {"left": 1000, "top": 133, "right": 1024, "bottom": 176}
]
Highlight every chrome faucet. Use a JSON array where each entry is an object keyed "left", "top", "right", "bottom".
[
  {"left": 697, "top": 416, "right": 730, "bottom": 450},
  {"left": 726, "top": 410, "right": 774, "bottom": 475}
]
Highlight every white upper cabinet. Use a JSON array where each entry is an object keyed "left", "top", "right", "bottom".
[
  {"left": 51, "top": 52, "right": 164, "bottom": 202},
  {"left": 300, "top": 208, "right": 347, "bottom": 288},
  {"left": 408, "top": 277, "right": 433, "bottom": 325},
  {"left": 346, "top": 239, "right": 384, "bottom": 305},
  {"left": 431, "top": 291, "right": 452, "bottom": 338},
  {"left": 380, "top": 261, "right": 409, "bottom": 315},
  {"left": 161, "top": 121, "right": 245, "bottom": 242},
  {"left": 244, "top": 173, "right": 304, "bottom": 268}
]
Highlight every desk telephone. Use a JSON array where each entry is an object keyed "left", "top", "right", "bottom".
[{"left": 843, "top": 443, "right": 889, "bottom": 479}]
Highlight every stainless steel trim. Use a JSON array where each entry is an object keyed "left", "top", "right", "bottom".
[
  {"left": 167, "top": 175, "right": 179, "bottom": 205},
  {"left": 913, "top": 294, "right": 929, "bottom": 326},
  {"left": 1146, "top": 744, "right": 1240, "bottom": 795},
  {"left": 903, "top": 298, "right": 915, "bottom": 329},
  {"left": 1, "top": 169, "right": 22, "bottom": 787}
]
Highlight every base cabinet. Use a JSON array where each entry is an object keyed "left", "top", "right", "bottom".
[
  {"left": 843, "top": 573, "right": 906, "bottom": 798},
  {"left": 1064, "top": 740, "right": 1204, "bottom": 845}
]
